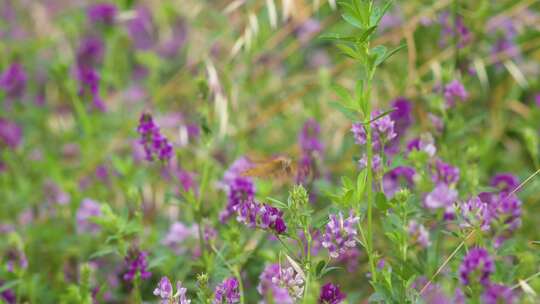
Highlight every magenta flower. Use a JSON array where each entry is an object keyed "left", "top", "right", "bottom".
[
  {"left": 407, "top": 220, "right": 430, "bottom": 248},
  {"left": 235, "top": 201, "right": 287, "bottom": 234},
  {"left": 127, "top": 6, "right": 155, "bottom": 50},
  {"left": 459, "top": 247, "right": 494, "bottom": 286},
  {"left": 490, "top": 173, "right": 519, "bottom": 193},
  {"left": 322, "top": 211, "right": 359, "bottom": 259},
  {"left": 137, "top": 113, "right": 174, "bottom": 162},
  {"left": 153, "top": 277, "right": 191, "bottom": 304},
  {"left": 0, "top": 63, "right": 26, "bottom": 99},
  {"left": 390, "top": 97, "right": 413, "bottom": 138},
  {"left": 481, "top": 283, "right": 515, "bottom": 304},
  {"left": 299, "top": 118, "right": 323, "bottom": 154},
  {"left": 213, "top": 277, "right": 240, "bottom": 304},
  {"left": 76, "top": 198, "right": 102, "bottom": 234},
  {"left": 220, "top": 177, "right": 255, "bottom": 222},
  {"left": 76, "top": 36, "right": 104, "bottom": 67},
  {"left": 123, "top": 250, "right": 151, "bottom": 282},
  {"left": 319, "top": 283, "right": 346, "bottom": 304},
  {"left": 383, "top": 166, "right": 416, "bottom": 197},
  {"left": 443, "top": 80, "right": 468, "bottom": 107},
  {"left": 0, "top": 118, "right": 22, "bottom": 149},
  {"left": 424, "top": 183, "right": 457, "bottom": 209},
  {"left": 432, "top": 159, "right": 460, "bottom": 185},
  {"left": 87, "top": 3, "right": 117, "bottom": 25}
]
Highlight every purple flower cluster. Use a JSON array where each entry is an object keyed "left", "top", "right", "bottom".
[
  {"left": 390, "top": 97, "right": 413, "bottom": 140},
  {"left": 235, "top": 201, "right": 287, "bottom": 234},
  {"left": 0, "top": 63, "right": 27, "bottom": 99},
  {"left": 383, "top": 166, "right": 416, "bottom": 197},
  {"left": 258, "top": 264, "right": 304, "bottom": 301},
  {"left": 162, "top": 222, "right": 198, "bottom": 254},
  {"left": 439, "top": 12, "right": 471, "bottom": 48},
  {"left": 76, "top": 37, "right": 106, "bottom": 111},
  {"left": 459, "top": 247, "right": 494, "bottom": 286},
  {"left": 127, "top": 6, "right": 156, "bottom": 50},
  {"left": 322, "top": 211, "right": 359, "bottom": 258},
  {"left": 407, "top": 134, "right": 436, "bottom": 157},
  {"left": 76, "top": 198, "right": 102, "bottom": 234},
  {"left": 123, "top": 250, "right": 151, "bottom": 282},
  {"left": 0, "top": 118, "right": 22, "bottom": 149},
  {"left": 443, "top": 79, "right": 468, "bottom": 107},
  {"left": 460, "top": 196, "right": 490, "bottom": 231},
  {"left": 407, "top": 220, "right": 430, "bottom": 248},
  {"left": 213, "top": 277, "right": 240, "bottom": 304},
  {"left": 137, "top": 113, "right": 173, "bottom": 162},
  {"left": 490, "top": 173, "right": 519, "bottom": 193},
  {"left": 297, "top": 118, "right": 323, "bottom": 183},
  {"left": 481, "top": 283, "right": 515, "bottom": 304},
  {"left": 319, "top": 282, "right": 346, "bottom": 304},
  {"left": 153, "top": 276, "right": 191, "bottom": 304},
  {"left": 432, "top": 159, "right": 460, "bottom": 185},
  {"left": 87, "top": 3, "right": 117, "bottom": 25},
  {"left": 425, "top": 159, "right": 460, "bottom": 216},
  {"left": 220, "top": 177, "right": 255, "bottom": 222}
]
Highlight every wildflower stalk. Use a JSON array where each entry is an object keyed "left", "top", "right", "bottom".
[{"left": 303, "top": 227, "right": 312, "bottom": 303}]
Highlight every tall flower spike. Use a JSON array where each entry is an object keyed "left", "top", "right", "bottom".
[
  {"left": 322, "top": 211, "right": 359, "bottom": 259},
  {"left": 123, "top": 250, "right": 151, "bottom": 282},
  {"left": 137, "top": 113, "right": 173, "bottom": 162},
  {"left": 0, "top": 63, "right": 26, "bottom": 99}
]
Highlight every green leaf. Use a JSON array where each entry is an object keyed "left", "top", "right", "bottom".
[
  {"left": 355, "top": 169, "right": 367, "bottom": 202},
  {"left": 358, "top": 25, "right": 378, "bottom": 44},
  {"left": 371, "top": 1, "right": 394, "bottom": 26},
  {"left": 267, "top": 197, "right": 288, "bottom": 209},
  {"left": 0, "top": 280, "right": 19, "bottom": 293},
  {"left": 315, "top": 260, "right": 327, "bottom": 278},
  {"left": 335, "top": 43, "right": 361, "bottom": 60},
  {"left": 375, "top": 192, "right": 390, "bottom": 211},
  {"left": 376, "top": 43, "right": 406, "bottom": 66},
  {"left": 319, "top": 33, "right": 358, "bottom": 43},
  {"left": 329, "top": 102, "right": 358, "bottom": 120},
  {"left": 331, "top": 83, "right": 353, "bottom": 104},
  {"left": 371, "top": 45, "right": 387, "bottom": 67},
  {"left": 342, "top": 13, "right": 364, "bottom": 29}
]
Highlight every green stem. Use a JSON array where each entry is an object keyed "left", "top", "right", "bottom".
[
  {"left": 233, "top": 267, "right": 245, "bottom": 304},
  {"left": 365, "top": 74, "right": 377, "bottom": 283},
  {"left": 303, "top": 229, "right": 312, "bottom": 303}
]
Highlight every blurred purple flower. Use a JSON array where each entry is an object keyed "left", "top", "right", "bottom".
[
  {"left": 299, "top": 118, "right": 323, "bottom": 154},
  {"left": 490, "top": 173, "right": 519, "bottom": 193},
  {"left": 481, "top": 283, "right": 515, "bottom": 304},
  {"left": 76, "top": 36, "right": 104, "bottom": 67},
  {"left": 351, "top": 110, "right": 396, "bottom": 151},
  {"left": 424, "top": 183, "right": 458, "bottom": 209},
  {"left": 408, "top": 220, "right": 430, "bottom": 248},
  {"left": 153, "top": 276, "right": 189, "bottom": 304},
  {"left": 0, "top": 118, "right": 22, "bottom": 149},
  {"left": 319, "top": 282, "right": 346, "bottom": 304},
  {"left": 0, "top": 63, "right": 26, "bottom": 99},
  {"left": 407, "top": 135, "right": 436, "bottom": 157},
  {"left": 128, "top": 6, "right": 155, "bottom": 50},
  {"left": 459, "top": 247, "right": 494, "bottom": 286},
  {"left": 0, "top": 281, "right": 16, "bottom": 304},
  {"left": 158, "top": 20, "right": 188, "bottom": 58},
  {"left": 213, "top": 277, "right": 240, "bottom": 304},
  {"left": 443, "top": 80, "right": 468, "bottom": 107},
  {"left": 535, "top": 94, "right": 540, "bottom": 107},
  {"left": 162, "top": 222, "right": 198, "bottom": 253},
  {"left": 257, "top": 264, "right": 295, "bottom": 303},
  {"left": 76, "top": 198, "right": 102, "bottom": 234},
  {"left": 322, "top": 211, "right": 359, "bottom": 259},
  {"left": 137, "top": 113, "right": 173, "bottom": 162},
  {"left": 439, "top": 12, "right": 471, "bottom": 48},
  {"left": 390, "top": 97, "right": 413, "bottom": 137},
  {"left": 220, "top": 177, "right": 255, "bottom": 222},
  {"left": 460, "top": 196, "right": 491, "bottom": 231},
  {"left": 43, "top": 180, "right": 70, "bottom": 205},
  {"left": 87, "top": 3, "right": 117, "bottom": 25},
  {"left": 295, "top": 19, "right": 321, "bottom": 44},
  {"left": 123, "top": 250, "right": 151, "bottom": 282},
  {"left": 433, "top": 159, "right": 460, "bottom": 185},
  {"left": 383, "top": 166, "right": 416, "bottom": 197}
]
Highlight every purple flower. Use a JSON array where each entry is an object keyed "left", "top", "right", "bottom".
[
  {"left": 127, "top": 6, "right": 155, "bottom": 50},
  {"left": 257, "top": 264, "right": 297, "bottom": 303},
  {"left": 433, "top": 159, "right": 460, "bottom": 185},
  {"left": 153, "top": 277, "right": 191, "bottom": 304},
  {"left": 459, "top": 247, "right": 494, "bottom": 286},
  {"left": 408, "top": 220, "right": 430, "bottom": 248},
  {"left": 299, "top": 118, "right": 323, "bottom": 154},
  {"left": 87, "top": 3, "right": 117, "bottom": 25},
  {"left": 154, "top": 276, "right": 173, "bottom": 300},
  {"left": 460, "top": 196, "right": 491, "bottom": 231},
  {"left": 351, "top": 110, "right": 396, "bottom": 152},
  {"left": 439, "top": 12, "right": 471, "bottom": 48},
  {"left": 158, "top": 20, "right": 188, "bottom": 58},
  {"left": 490, "top": 173, "right": 519, "bottom": 193},
  {"left": 0, "top": 63, "right": 26, "bottom": 99},
  {"left": 0, "top": 281, "right": 16, "bottom": 304},
  {"left": 424, "top": 183, "right": 458, "bottom": 209},
  {"left": 295, "top": 19, "right": 321, "bottom": 44},
  {"left": 358, "top": 154, "right": 382, "bottom": 171},
  {"left": 43, "top": 180, "right": 70, "bottom": 205},
  {"left": 383, "top": 166, "right": 416, "bottom": 197},
  {"left": 535, "top": 94, "right": 540, "bottom": 107},
  {"left": 235, "top": 201, "right": 287, "bottom": 234},
  {"left": 319, "top": 283, "right": 346, "bottom": 304},
  {"left": 76, "top": 36, "right": 104, "bottom": 67},
  {"left": 407, "top": 135, "right": 437, "bottom": 157},
  {"left": 220, "top": 177, "right": 255, "bottom": 222},
  {"left": 76, "top": 198, "right": 102, "bottom": 234},
  {"left": 390, "top": 97, "right": 413, "bottom": 137},
  {"left": 123, "top": 250, "right": 151, "bottom": 282},
  {"left": 322, "top": 211, "right": 359, "bottom": 259},
  {"left": 481, "top": 283, "right": 515, "bottom": 304},
  {"left": 0, "top": 118, "right": 22, "bottom": 149},
  {"left": 443, "top": 80, "right": 468, "bottom": 107},
  {"left": 137, "top": 113, "right": 174, "bottom": 162},
  {"left": 222, "top": 157, "right": 253, "bottom": 187},
  {"left": 162, "top": 222, "right": 198, "bottom": 253},
  {"left": 213, "top": 277, "right": 240, "bottom": 304}
]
